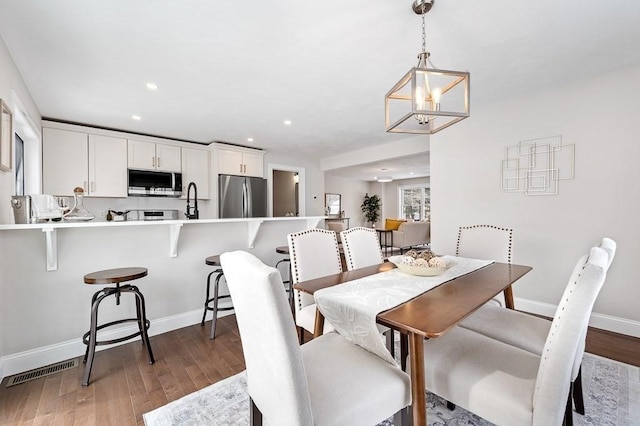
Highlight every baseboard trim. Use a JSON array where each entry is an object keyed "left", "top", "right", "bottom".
[
  {"left": 515, "top": 297, "right": 640, "bottom": 338},
  {"left": 0, "top": 308, "right": 234, "bottom": 380},
  {"left": 3, "top": 298, "right": 639, "bottom": 380}
]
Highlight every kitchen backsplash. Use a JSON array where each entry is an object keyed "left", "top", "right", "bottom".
[{"left": 83, "top": 197, "right": 215, "bottom": 221}]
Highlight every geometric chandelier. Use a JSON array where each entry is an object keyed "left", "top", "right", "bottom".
[{"left": 385, "top": 0, "right": 470, "bottom": 134}]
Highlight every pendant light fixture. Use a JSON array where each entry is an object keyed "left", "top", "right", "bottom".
[{"left": 385, "top": 0, "right": 470, "bottom": 134}]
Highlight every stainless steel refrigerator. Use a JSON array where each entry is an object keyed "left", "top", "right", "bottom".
[{"left": 219, "top": 174, "right": 268, "bottom": 218}]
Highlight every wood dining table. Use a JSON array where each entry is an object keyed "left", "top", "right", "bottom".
[{"left": 293, "top": 260, "right": 532, "bottom": 426}]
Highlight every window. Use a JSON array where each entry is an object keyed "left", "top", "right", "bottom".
[
  {"left": 398, "top": 185, "right": 430, "bottom": 221},
  {"left": 15, "top": 134, "right": 24, "bottom": 195}
]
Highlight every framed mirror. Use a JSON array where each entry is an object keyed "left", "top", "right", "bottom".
[
  {"left": 325, "top": 193, "right": 341, "bottom": 217},
  {"left": 0, "top": 99, "right": 13, "bottom": 172}
]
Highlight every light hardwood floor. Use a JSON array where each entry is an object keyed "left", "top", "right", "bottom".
[{"left": 0, "top": 315, "right": 638, "bottom": 425}]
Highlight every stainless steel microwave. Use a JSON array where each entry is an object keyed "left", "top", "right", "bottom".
[{"left": 128, "top": 169, "right": 182, "bottom": 197}]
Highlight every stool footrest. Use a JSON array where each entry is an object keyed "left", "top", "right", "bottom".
[{"left": 82, "top": 318, "right": 151, "bottom": 347}]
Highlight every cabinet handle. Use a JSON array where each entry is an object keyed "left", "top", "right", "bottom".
[
  {"left": 240, "top": 164, "right": 243, "bottom": 173},
  {"left": 91, "top": 181, "right": 95, "bottom": 192},
  {"left": 152, "top": 156, "right": 155, "bottom": 167},
  {"left": 84, "top": 181, "right": 88, "bottom": 193},
  {"left": 157, "top": 157, "right": 160, "bottom": 168}
]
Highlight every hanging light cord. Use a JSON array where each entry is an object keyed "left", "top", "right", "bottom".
[
  {"left": 421, "top": 1, "right": 427, "bottom": 55},
  {"left": 418, "top": 0, "right": 436, "bottom": 68}
]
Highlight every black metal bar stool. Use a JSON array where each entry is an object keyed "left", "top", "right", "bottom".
[
  {"left": 201, "top": 255, "right": 233, "bottom": 340},
  {"left": 275, "top": 246, "right": 293, "bottom": 308},
  {"left": 82, "top": 267, "right": 155, "bottom": 386}
]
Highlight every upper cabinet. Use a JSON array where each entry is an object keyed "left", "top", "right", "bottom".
[
  {"left": 217, "top": 147, "right": 264, "bottom": 177},
  {"left": 128, "top": 139, "right": 181, "bottom": 172},
  {"left": 181, "top": 147, "right": 210, "bottom": 200},
  {"left": 43, "top": 128, "right": 127, "bottom": 197}
]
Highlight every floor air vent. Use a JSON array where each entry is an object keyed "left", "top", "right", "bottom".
[{"left": 5, "top": 358, "right": 79, "bottom": 387}]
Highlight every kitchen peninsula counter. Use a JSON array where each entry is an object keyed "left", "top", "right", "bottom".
[
  {"left": 0, "top": 216, "right": 324, "bottom": 378},
  {"left": 0, "top": 216, "right": 325, "bottom": 271}
]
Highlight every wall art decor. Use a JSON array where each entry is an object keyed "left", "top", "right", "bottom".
[{"left": 501, "top": 135, "right": 574, "bottom": 196}]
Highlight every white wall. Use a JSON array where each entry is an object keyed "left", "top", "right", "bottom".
[
  {"left": 432, "top": 63, "right": 640, "bottom": 335},
  {"left": 0, "top": 35, "right": 43, "bottom": 379}
]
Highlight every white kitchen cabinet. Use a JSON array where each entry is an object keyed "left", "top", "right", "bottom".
[
  {"left": 217, "top": 147, "right": 264, "bottom": 177},
  {"left": 43, "top": 128, "right": 127, "bottom": 197},
  {"left": 181, "top": 147, "right": 210, "bottom": 199},
  {"left": 128, "top": 139, "right": 181, "bottom": 172},
  {"left": 43, "top": 128, "right": 88, "bottom": 196},
  {"left": 88, "top": 135, "right": 128, "bottom": 197}
]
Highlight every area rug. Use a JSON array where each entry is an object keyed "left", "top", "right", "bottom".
[{"left": 144, "top": 353, "right": 639, "bottom": 426}]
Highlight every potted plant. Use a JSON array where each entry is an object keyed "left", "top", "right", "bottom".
[{"left": 361, "top": 193, "right": 381, "bottom": 227}]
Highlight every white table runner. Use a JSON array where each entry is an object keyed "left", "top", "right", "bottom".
[{"left": 314, "top": 256, "right": 493, "bottom": 364}]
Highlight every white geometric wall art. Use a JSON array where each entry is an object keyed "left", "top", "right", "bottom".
[{"left": 501, "top": 135, "right": 575, "bottom": 196}]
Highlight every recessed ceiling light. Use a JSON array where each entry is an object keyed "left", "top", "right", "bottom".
[
  {"left": 409, "top": 172, "right": 414, "bottom": 175},
  {"left": 146, "top": 82, "right": 158, "bottom": 90},
  {"left": 376, "top": 176, "right": 393, "bottom": 183},
  {"left": 132, "top": 115, "right": 142, "bottom": 120},
  {"left": 247, "top": 138, "right": 254, "bottom": 142},
  {"left": 284, "top": 120, "right": 292, "bottom": 126}
]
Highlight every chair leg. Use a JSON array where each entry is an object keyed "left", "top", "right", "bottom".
[
  {"left": 250, "top": 397, "right": 263, "bottom": 426},
  {"left": 386, "top": 329, "right": 395, "bottom": 356},
  {"left": 394, "top": 406, "right": 409, "bottom": 426},
  {"left": 210, "top": 272, "right": 224, "bottom": 340},
  {"left": 563, "top": 388, "right": 574, "bottom": 426},
  {"left": 201, "top": 270, "right": 215, "bottom": 326},
  {"left": 82, "top": 291, "right": 103, "bottom": 386},
  {"left": 400, "top": 333, "right": 408, "bottom": 371},
  {"left": 572, "top": 365, "right": 585, "bottom": 415},
  {"left": 298, "top": 326, "right": 305, "bottom": 344},
  {"left": 131, "top": 285, "right": 155, "bottom": 364}
]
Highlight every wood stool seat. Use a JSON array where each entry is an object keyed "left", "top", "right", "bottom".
[
  {"left": 82, "top": 267, "right": 154, "bottom": 386},
  {"left": 201, "top": 255, "right": 232, "bottom": 339},
  {"left": 205, "top": 255, "right": 221, "bottom": 266},
  {"left": 84, "top": 267, "right": 148, "bottom": 284},
  {"left": 275, "top": 246, "right": 289, "bottom": 255}
]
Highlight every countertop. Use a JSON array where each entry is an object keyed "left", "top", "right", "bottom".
[
  {"left": 0, "top": 216, "right": 327, "bottom": 271},
  {"left": 0, "top": 216, "right": 326, "bottom": 231}
]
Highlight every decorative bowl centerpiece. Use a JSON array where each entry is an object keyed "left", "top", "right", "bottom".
[{"left": 388, "top": 249, "right": 451, "bottom": 277}]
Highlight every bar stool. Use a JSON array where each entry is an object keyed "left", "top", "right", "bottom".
[
  {"left": 275, "top": 246, "right": 293, "bottom": 307},
  {"left": 201, "top": 255, "right": 233, "bottom": 340},
  {"left": 82, "top": 267, "right": 155, "bottom": 386}
]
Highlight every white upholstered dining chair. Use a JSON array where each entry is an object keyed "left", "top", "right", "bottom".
[
  {"left": 288, "top": 228, "right": 342, "bottom": 341},
  {"left": 220, "top": 250, "right": 411, "bottom": 426},
  {"left": 456, "top": 224, "right": 513, "bottom": 306},
  {"left": 459, "top": 237, "right": 616, "bottom": 418},
  {"left": 340, "top": 226, "right": 384, "bottom": 271},
  {"left": 419, "top": 244, "right": 610, "bottom": 426},
  {"left": 340, "top": 226, "right": 395, "bottom": 352}
]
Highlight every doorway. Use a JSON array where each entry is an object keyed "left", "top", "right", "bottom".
[{"left": 267, "top": 164, "right": 305, "bottom": 217}]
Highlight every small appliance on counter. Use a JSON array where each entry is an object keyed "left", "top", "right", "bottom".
[
  {"left": 31, "top": 194, "right": 64, "bottom": 222},
  {"left": 11, "top": 195, "right": 32, "bottom": 224},
  {"left": 106, "top": 209, "right": 180, "bottom": 221}
]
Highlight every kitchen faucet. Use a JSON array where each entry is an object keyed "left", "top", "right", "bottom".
[{"left": 185, "top": 182, "right": 199, "bottom": 219}]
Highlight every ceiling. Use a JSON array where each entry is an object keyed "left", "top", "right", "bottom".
[{"left": 1, "top": 0, "right": 639, "bottom": 181}]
